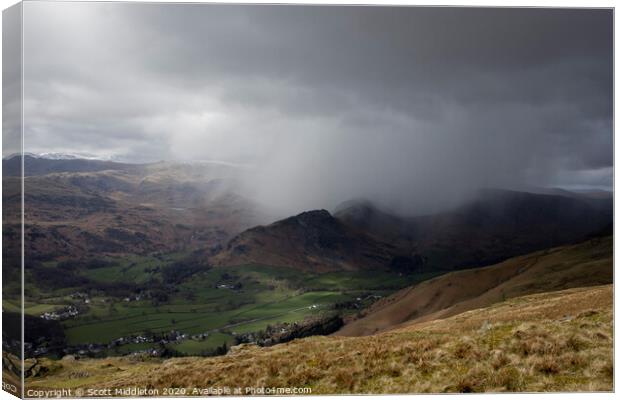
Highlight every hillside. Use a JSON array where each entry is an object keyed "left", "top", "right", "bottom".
[
  {"left": 7, "top": 157, "right": 611, "bottom": 276},
  {"left": 2, "top": 155, "right": 144, "bottom": 177},
  {"left": 335, "top": 189, "right": 612, "bottom": 271},
  {"left": 211, "top": 188, "right": 611, "bottom": 274},
  {"left": 25, "top": 284, "right": 613, "bottom": 393},
  {"left": 337, "top": 236, "right": 612, "bottom": 336},
  {"left": 3, "top": 158, "right": 275, "bottom": 262},
  {"left": 211, "top": 210, "right": 400, "bottom": 272}
]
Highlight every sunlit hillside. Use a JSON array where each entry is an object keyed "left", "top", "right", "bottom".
[{"left": 26, "top": 284, "right": 612, "bottom": 394}]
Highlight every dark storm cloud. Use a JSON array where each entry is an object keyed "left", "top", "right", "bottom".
[{"left": 21, "top": 3, "right": 612, "bottom": 214}]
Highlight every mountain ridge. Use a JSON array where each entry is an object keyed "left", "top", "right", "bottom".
[
  {"left": 210, "top": 209, "right": 399, "bottom": 272},
  {"left": 211, "top": 189, "right": 611, "bottom": 274},
  {"left": 336, "top": 236, "right": 612, "bottom": 336}
]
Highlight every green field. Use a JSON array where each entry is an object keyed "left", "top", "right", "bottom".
[
  {"left": 62, "top": 290, "right": 351, "bottom": 344},
  {"left": 169, "top": 332, "right": 233, "bottom": 355},
  {"left": 27, "top": 257, "right": 439, "bottom": 356}
]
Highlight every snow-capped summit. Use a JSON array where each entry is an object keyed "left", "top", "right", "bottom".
[
  {"left": 2, "top": 152, "right": 123, "bottom": 162},
  {"left": 35, "top": 152, "right": 110, "bottom": 161}
]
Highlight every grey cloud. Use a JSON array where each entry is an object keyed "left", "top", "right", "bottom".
[
  {"left": 20, "top": 2, "right": 613, "bottom": 214},
  {"left": 3, "top": 3, "right": 22, "bottom": 157}
]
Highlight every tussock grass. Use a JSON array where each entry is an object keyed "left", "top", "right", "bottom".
[{"left": 27, "top": 285, "right": 612, "bottom": 394}]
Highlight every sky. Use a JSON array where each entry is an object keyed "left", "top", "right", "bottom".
[{"left": 14, "top": 3, "right": 614, "bottom": 214}]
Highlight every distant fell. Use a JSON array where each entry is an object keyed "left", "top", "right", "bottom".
[
  {"left": 335, "top": 188, "right": 612, "bottom": 271},
  {"left": 210, "top": 209, "right": 400, "bottom": 272}
]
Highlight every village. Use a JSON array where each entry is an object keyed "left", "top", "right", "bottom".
[
  {"left": 27, "top": 328, "right": 215, "bottom": 359},
  {"left": 33, "top": 291, "right": 217, "bottom": 358}
]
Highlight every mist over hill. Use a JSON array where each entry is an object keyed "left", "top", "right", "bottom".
[{"left": 14, "top": 5, "right": 611, "bottom": 217}]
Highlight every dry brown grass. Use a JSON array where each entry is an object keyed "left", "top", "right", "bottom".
[
  {"left": 27, "top": 284, "right": 613, "bottom": 394},
  {"left": 339, "top": 237, "right": 612, "bottom": 336}
]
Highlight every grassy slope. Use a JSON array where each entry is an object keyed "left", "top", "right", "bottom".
[
  {"left": 338, "top": 236, "right": 612, "bottom": 336},
  {"left": 26, "top": 284, "right": 613, "bottom": 393},
  {"left": 2, "top": 352, "right": 22, "bottom": 396}
]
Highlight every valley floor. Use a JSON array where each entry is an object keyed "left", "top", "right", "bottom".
[{"left": 26, "top": 284, "right": 613, "bottom": 394}]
